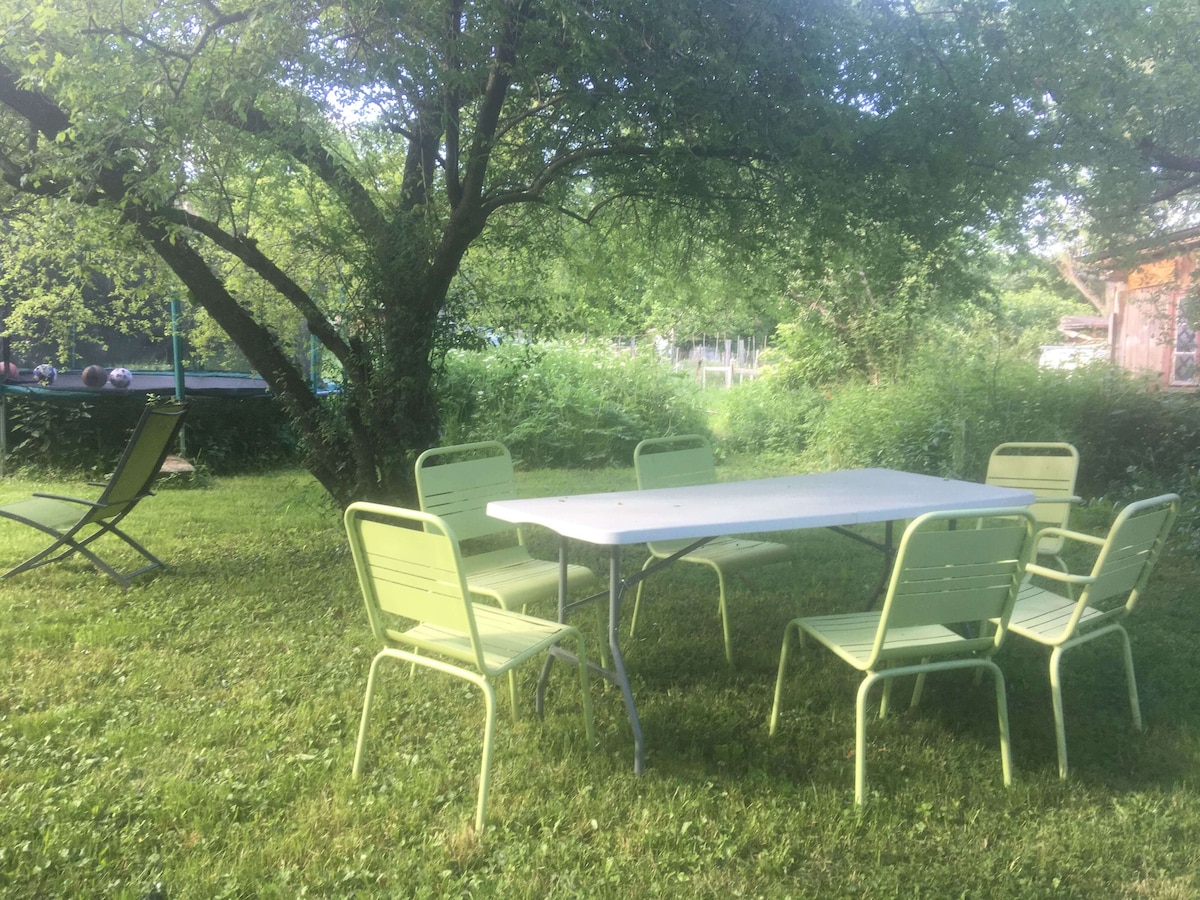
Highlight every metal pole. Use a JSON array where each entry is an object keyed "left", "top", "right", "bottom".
[
  {"left": 170, "top": 296, "right": 187, "bottom": 456},
  {"left": 1, "top": 335, "right": 9, "bottom": 477}
]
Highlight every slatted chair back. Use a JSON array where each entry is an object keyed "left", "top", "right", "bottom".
[
  {"left": 415, "top": 441, "right": 521, "bottom": 545},
  {"left": 1064, "top": 494, "right": 1177, "bottom": 629},
  {"left": 633, "top": 434, "right": 716, "bottom": 490},
  {"left": 870, "top": 508, "right": 1038, "bottom": 667},
  {"left": 347, "top": 504, "right": 481, "bottom": 666},
  {"left": 986, "top": 442, "right": 1080, "bottom": 563}
]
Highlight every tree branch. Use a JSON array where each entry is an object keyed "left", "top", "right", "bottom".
[{"left": 157, "top": 206, "right": 359, "bottom": 370}]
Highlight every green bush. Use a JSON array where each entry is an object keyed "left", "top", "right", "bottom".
[
  {"left": 2, "top": 393, "right": 298, "bottom": 476},
  {"left": 436, "top": 340, "right": 708, "bottom": 468},
  {"left": 801, "top": 347, "right": 1200, "bottom": 499}
]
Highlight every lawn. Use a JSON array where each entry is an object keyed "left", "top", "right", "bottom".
[{"left": 1, "top": 465, "right": 1198, "bottom": 898}]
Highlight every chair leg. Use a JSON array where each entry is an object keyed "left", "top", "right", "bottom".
[
  {"left": 1115, "top": 626, "right": 1143, "bottom": 731},
  {"left": 352, "top": 649, "right": 392, "bottom": 778},
  {"left": 986, "top": 659, "right": 1014, "bottom": 788},
  {"left": 1049, "top": 645, "right": 1070, "bottom": 780},
  {"left": 769, "top": 621, "right": 800, "bottom": 736},
  {"left": 569, "top": 632, "right": 597, "bottom": 745},
  {"left": 910, "top": 663, "right": 930, "bottom": 710},
  {"left": 855, "top": 671, "right": 886, "bottom": 805},
  {"left": 714, "top": 567, "right": 733, "bottom": 665},
  {"left": 475, "top": 680, "right": 499, "bottom": 833},
  {"left": 628, "top": 555, "right": 656, "bottom": 639}
]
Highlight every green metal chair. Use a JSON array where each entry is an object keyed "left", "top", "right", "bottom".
[
  {"left": 631, "top": 434, "right": 793, "bottom": 663},
  {"left": 1003, "top": 493, "right": 1178, "bottom": 780},
  {"left": 345, "top": 502, "right": 595, "bottom": 833},
  {"left": 415, "top": 441, "right": 599, "bottom": 614},
  {"left": 0, "top": 401, "right": 187, "bottom": 587},
  {"left": 771, "top": 507, "right": 1037, "bottom": 805},
  {"left": 986, "top": 442, "right": 1081, "bottom": 571}
]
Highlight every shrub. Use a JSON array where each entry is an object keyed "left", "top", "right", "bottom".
[
  {"left": 436, "top": 340, "right": 708, "bottom": 468},
  {"left": 3, "top": 393, "right": 298, "bottom": 476},
  {"left": 801, "top": 346, "right": 1200, "bottom": 499}
]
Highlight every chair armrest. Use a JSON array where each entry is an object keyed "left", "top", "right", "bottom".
[
  {"left": 32, "top": 492, "right": 104, "bottom": 509},
  {"left": 1035, "top": 525, "right": 1105, "bottom": 547},
  {"left": 1024, "top": 561, "right": 1096, "bottom": 586},
  {"left": 1032, "top": 495, "right": 1084, "bottom": 507}
]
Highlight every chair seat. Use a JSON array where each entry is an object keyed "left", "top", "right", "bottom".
[
  {"left": 396, "top": 603, "right": 577, "bottom": 673},
  {"left": 799, "top": 611, "right": 982, "bottom": 669},
  {"left": 462, "top": 546, "right": 597, "bottom": 610},
  {"left": 1005, "top": 583, "right": 1108, "bottom": 644},
  {"left": 0, "top": 496, "right": 92, "bottom": 532},
  {"left": 648, "top": 535, "right": 792, "bottom": 570}
]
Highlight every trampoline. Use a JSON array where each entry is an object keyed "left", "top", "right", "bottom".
[{"left": 1, "top": 369, "right": 272, "bottom": 398}]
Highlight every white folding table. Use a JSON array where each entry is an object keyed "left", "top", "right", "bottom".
[{"left": 487, "top": 467, "right": 1036, "bottom": 774}]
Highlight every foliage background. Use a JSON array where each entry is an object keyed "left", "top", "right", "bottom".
[{"left": 6, "top": 337, "right": 1200, "bottom": 504}]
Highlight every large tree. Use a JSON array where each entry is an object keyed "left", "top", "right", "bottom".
[
  {"left": 0, "top": 0, "right": 1049, "bottom": 504},
  {"left": 1000, "top": 0, "right": 1200, "bottom": 248}
]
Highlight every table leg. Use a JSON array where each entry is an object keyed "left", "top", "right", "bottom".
[
  {"left": 534, "top": 538, "right": 644, "bottom": 774},
  {"left": 606, "top": 547, "right": 645, "bottom": 775}
]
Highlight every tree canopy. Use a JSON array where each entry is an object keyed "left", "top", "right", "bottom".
[{"left": 0, "top": 0, "right": 1186, "bottom": 502}]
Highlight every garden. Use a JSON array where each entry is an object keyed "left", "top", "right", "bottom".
[{"left": 2, "top": 343, "right": 1199, "bottom": 897}]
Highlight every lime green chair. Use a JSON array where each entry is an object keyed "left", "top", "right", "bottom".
[
  {"left": 415, "top": 442, "right": 599, "bottom": 613},
  {"left": 345, "top": 502, "right": 595, "bottom": 833},
  {"left": 771, "top": 507, "right": 1037, "bottom": 805},
  {"left": 0, "top": 401, "right": 187, "bottom": 587},
  {"left": 986, "top": 442, "right": 1081, "bottom": 571},
  {"left": 631, "top": 434, "right": 793, "bottom": 663},
  {"left": 1004, "top": 493, "right": 1178, "bottom": 780}
]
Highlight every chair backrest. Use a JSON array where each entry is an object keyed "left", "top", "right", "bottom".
[
  {"left": 93, "top": 402, "right": 188, "bottom": 519},
  {"left": 985, "top": 442, "right": 1079, "bottom": 531},
  {"left": 1077, "top": 493, "right": 1178, "bottom": 621},
  {"left": 633, "top": 434, "right": 716, "bottom": 490},
  {"left": 870, "top": 507, "right": 1038, "bottom": 667},
  {"left": 344, "top": 502, "right": 481, "bottom": 662},
  {"left": 415, "top": 442, "right": 521, "bottom": 545}
]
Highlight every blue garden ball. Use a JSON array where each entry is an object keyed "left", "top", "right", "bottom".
[
  {"left": 33, "top": 364, "right": 57, "bottom": 385},
  {"left": 108, "top": 367, "right": 134, "bottom": 390}
]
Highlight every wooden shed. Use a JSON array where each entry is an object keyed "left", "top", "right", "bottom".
[{"left": 1065, "top": 227, "right": 1200, "bottom": 388}]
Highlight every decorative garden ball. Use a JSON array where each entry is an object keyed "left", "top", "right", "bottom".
[
  {"left": 33, "top": 364, "right": 57, "bottom": 385},
  {"left": 108, "top": 367, "right": 133, "bottom": 389},
  {"left": 82, "top": 365, "right": 108, "bottom": 388},
  {"left": 0, "top": 361, "right": 16, "bottom": 380}
]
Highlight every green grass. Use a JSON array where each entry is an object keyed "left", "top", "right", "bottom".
[{"left": 1, "top": 467, "right": 1199, "bottom": 898}]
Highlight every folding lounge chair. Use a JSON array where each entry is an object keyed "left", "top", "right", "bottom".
[
  {"left": 345, "top": 502, "right": 595, "bottom": 832},
  {"left": 631, "top": 434, "right": 794, "bottom": 664},
  {"left": 0, "top": 401, "right": 187, "bottom": 587},
  {"left": 770, "top": 507, "right": 1037, "bottom": 805}
]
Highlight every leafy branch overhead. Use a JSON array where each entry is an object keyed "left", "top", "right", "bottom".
[{"left": 0, "top": 0, "right": 1195, "bottom": 503}]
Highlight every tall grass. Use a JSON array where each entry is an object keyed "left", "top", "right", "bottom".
[{"left": 2, "top": 468, "right": 1199, "bottom": 897}]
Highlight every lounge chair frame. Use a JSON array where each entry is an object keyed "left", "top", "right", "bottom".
[{"left": 0, "top": 401, "right": 187, "bottom": 587}]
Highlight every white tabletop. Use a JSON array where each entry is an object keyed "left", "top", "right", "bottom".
[{"left": 487, "top": 467, "right": 1037, "bottom": 545}]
